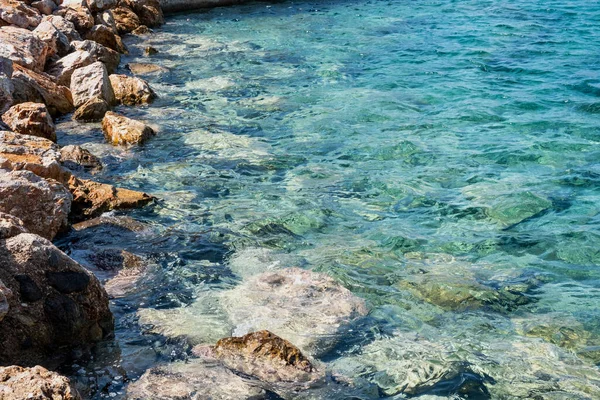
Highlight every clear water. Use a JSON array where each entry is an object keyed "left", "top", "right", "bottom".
[{"left": 56, "top": 0, "right": 600, "bottom": 398}]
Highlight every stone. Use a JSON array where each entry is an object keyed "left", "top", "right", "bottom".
[
  {"left": 0, "top": 75, "right": 13, "bottom": 115},
  {"left": 0, "top": 26, "right": 49, "bottom": 73},
  {"left": 71, "top": 40, "right": 120, "bottom": 74},
  {"left": 0, "top": 57, "right": 13, "bottom": 78},
  {"left": 94, "top": 9, "right": 118, "bottom": 33},
  {"left": 109, "top": 74, "right": 156, "bottom": 105},
  {"left": 144, "top": 46, "right": 158, "bottom": 55},
  {"left": 70, "top": 61, "right": 115, "bottom": 108},
  {"left": 41, "top": 15, "right": 82, "bottom": 42},
  {"left": 86, "top": 0, "right": 117, "bottom": 12},
  {"left": 0, "top": 212, "right": 27, "bottom": 240},
  {"left": 46, "top": 50, "right": 94, "bottom": 87},
  {"left": 0, "top": 279, "right": 9, "bottom": 322},
  {"left": 126, "top": 359, "right": 267, "bottom": 400},
  {"left": 11, "top": 64, "right": 74, "bottom": 116},
  {"left": 31, "top": 0, "right": 58, "bottom": 15},
  {"left": 60, "top": 145, "right": 102, "bottom": 172},
  {"left": 127, "top": 62, "right": 167, "bottom": 75},
  {"left": 0, "top": 232, "right": 113, "bottom": 365},
  {"left": 0, "top": 0, "right": 42, "bottom": 29},
  {"left": 1, "top": 102, "right": 56, "bottom": 142},
  {"left": 0, "top": 365, "right": 81, "bottom": 400},
  {"left": 54, "top": 4, "right": 94, "bottom": 34},
  {"left": 111, "top": 6, "right": 139, "bottom": 34},
  {"left": 101, "top": 111, "right": 155, "bottom": 145},
  {"left": 73, "top": 97, "right": 109, "bottom": 122},
  {"left": 131, "top": 24, "right": 150, "bottom": 35},
  {"left": 0, "top": 169, "right": 71, "bottom": 240},
  {"left": 33, "top": 19, "right": 72, "bottom": 59},
  {"left": 120, "top": 0, "right": 163, "bottom": 27},
  {"left": 84, "top": 24, "right": 128, "bottom": 54}
]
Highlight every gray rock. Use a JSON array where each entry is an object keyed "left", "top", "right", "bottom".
[
  {"left": 71, "top": 40, "right": 120, "bottom": 74},
  {"left": 40, "top": 15, "right": 81, "bottom": 42},
  {"left": 31, "top": 0, "right": 58, "bottom": 15},
  {"left": 0, "top": 212, "right": 27, "bottom": 240},
  {"left": 0, "top": 0, "right": 42, "bottom": 29},
  {"left": 46, "top": 50, "right": 94, "bottom": 87},
  {"left": 70, "top": 61, "right": 115, "bottom": 108},
  {"left": 86, "top": 0, "right": 117, "bottom": 12},
  {"left": 33, "top": 20, "right": 71, "bottom": 59},
  {"left": 0, "top": 26, "right": 49, "bottom": 73},
  {"left": 0, "top": 75, "right": 13, "bottom": 115}
]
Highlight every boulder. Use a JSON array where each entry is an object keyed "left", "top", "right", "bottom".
[
  {"left": 31, "top": 0, "right": 58, "bottom": 15},
  {"left": 0, "top": 212, "right": 26, "bottom": 240},
  {"left": 144, "top": 46, "right": 158, "bottom": 55},
  {"left": 0, "top": 26, "right": 49, "bottom": 73},
  {"left": 101, "top": 111, "right": 155, "bottom": 145},
  {"left": 11, "top": 64, "right": 74, "bottom": 116},
  {"left": 131, "top": 24, "right": 150, "bottom": 35},
  {"left": 70, "top": 61, "right": 115, "bottom": 108},
  {"left": 94, "top": 9, "right": 118, "bottom": 33},
  {"left": 0, "top": 365, "right": 81, "bottom": 400},
  {"left": 1, "top": 102, "right": 56, "bottom": 142},
  {"left": 85, "top": 24, "right": 128, "bottom": 54},
  {"left": 54, "top": 4, "right": 94, "bottom": 34},
  {"left": 86, "top": 0, "right": 117, "bottom": 12},
  {"left": 0, "top": 232, "right": 113, "bottom": 365},
  {"left": 46, "top": 50, "right": 94, "bottom": 87},
  {"left": 41, "top": 15, "right": 81, "bottom": 42},
  {"left": 109, "top": 74, "right": 156, "bottom": 105},
  {"left": 72, "top": 40, "right": 120, "bottom": 74},
  {"left": 0, "top": 57, "right": 13, "bottom": 115},
  {"left": 73, "top": 96, "right": 109, "bottom": 122},
  {"left": 0, "top": 169, "right": 71, "bottom": 240},
  {"left": 120, "top": 0, "right": 163, "bottom": 27},
  {"left": 60, "top": 144, "right": 102, "bottom": 172},
  {"left": 33, "top": 19, "right": 71, "bottom": 59},
  {"left": 127, "top": 62, "right": 167, "bottom": 76},
  {"left": 111, "top": 6, "right": 139, "bottom": 34},
  {"left": 0, "top": 0, "right": 42, "bottom": 29}
]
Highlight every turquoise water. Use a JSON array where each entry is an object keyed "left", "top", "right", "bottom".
[{"left": 57, "top": 0, "right": 600, "bottom": 398}]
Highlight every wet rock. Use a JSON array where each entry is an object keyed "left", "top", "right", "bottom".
[
  {"left": 131, "top": 24, "right": 150, "bottom": 35},
  {"left": 109, "top": 74, "right": 156, "bottom": 105},
  {"left": 46, "top": 50, "right": 94, "bottom": 87},
  {"left": 0, "top": 169, "right": 71, "bottom": 240},
  {"left": 0, "top": 365, "right": 81, "bottom": 400},
  {"left": 60, "top": 144, "right": 102, "bottom": 172},
  {"left": 86, "top": 0, "right": 117, "bottom": 12},
  {"left": 72, "top": 40, "right": 120, "bottom": 74},
  {"left": 71, "top": 215, "right": 148, "bottom": 232},
  {"left": 54, "top": 4, "right": 94, "bottom": 34},
  {"left": 126, "top": 359, "right": 267, "bottom": 400},
  {"left": 111, "top": 6, "right": 139, "bottom": 34},
  {"left": 0, "top": 232, "right": 113, "bottom": 365},
  {"left": 70, "top": 61, "right": 115, "bottom": 108},
  {"left": 1, "top": 102, "right": 56, "bottom": 142},
  {"left": 101, "top": 111, "right": 155, "bottom": 145},
  {"left": 73, "top": 96, "right": 109, "bottom": 122},
  {"left": 127, "top": 62, "right": 167, "bottom": 75},
  {"left": 84, "top": 24, "right": 128, "bottom": 54},
  {"left": 0, "top": 26, "right": 49, "bottom": 72},
  {"left": 11, "top": 64, "right": 74, "bottom": 116},
  {"left": 121, "top": 0, "right": 163, "bottom": 27},
  {"left": 0, "top": 212, "right": 27, "bottom": 240},
  {"left": 144, "top": 46, "right": 157, "bottom": 55},
  {"left": 33, "top": 19, "right": 72, "bottom": 59},
  {"left": 41, "top": 15, "right": 82, "bottom": 43},
  {"left": 67, "top": 175, "right": 154, "bottom": 221},
  {"left": 0, "top": 0, "right": 42, "bottom": 29},
  {"left": 31, "top": 0, "right": 58, "bottom": 15}
]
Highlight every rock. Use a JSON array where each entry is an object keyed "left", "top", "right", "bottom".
[
  {"left": 41, "top": 15, "right": 81, "bottom": 42},
  {"left": 0, "top": 0, "right": 42, "bottom": 29},
  {"left": 94, "top": 9, "right": 118, "bottom": 33},
  {"left": 127, "top": 62, "right": 167, "bottom": 75},
  {"left": 0, "top": 130, "right": 68, "bottom": 182},
  {"left": 86, "top": 0, "right": 116, "bottom": 12},
  {"left": 131, "top": 24, "right": 150, "bottom": 35},
  {"left": 46, "top": 50, "right": 94, "bottom": 87},
  {"left": 101, "top": 111, "right": 155, "bottom": 145},
  {"left": 0, "top": 26, "right": 49, "bottom": 72},
  {"left": 144, "top": 46, "right": 158, "bottom": 55},
  {"left": 60, "top": 145, "right": 102, "bottom": 172},
  {"left": 0, "top": 279, "right": 10, "bottom": 322},
  {"left": 84, "top": 24, "right": 128, "bottom": 54},
  {"left": 73, "top": 96, "right": 109, "bottom": 122},
  {"left": 1, "top": 102, "right": 56, "bottom": 142},
  {"left": 54, "top": 4, "right": 94, "bottom": 34},
  {"left": 121, "top": 0, "right": 163, "bottom": 27},
  {"left": 11, "top": 64, "right": 74, "bottom": 116},
  {"left": 0, "top": 169, "right": 71, "bottom": 240},
  {"left": 0, "top": 56, "right": 13, "bottom": 78},
  {"left": 70, "top": 61, "right": 115, "bottom": 108},
  {"left": 0, "top": 232, "right": 113, "bottom": 365},
  {"left": 0, "top": 212, "right": 27, "bottom": 240},
  {"left": 0, "top": 365, "right": 81, "bottom": 400},
  {"left": 67, "top": 175, "right": 154, "bottom": 221},
  {"left": 127, "top": 359, "right": 267, "bottom": 400},
  {"left": 109, "top": 74, "right": 156, "bottom": 105},
  {"left": 111, "top": 6, "right": 139, "bottom": 34},
  {"left": 71, "top": 40, "right": 120, "bottom": 74},
  {"left": 31, "top": 0, "right": 58, "bottom": 15},
  {"left": 33, "top": 19, "right": 71, "bottom": 59},
  {"left": 0, "top": 58, "right": 13, "bottom": 114}
]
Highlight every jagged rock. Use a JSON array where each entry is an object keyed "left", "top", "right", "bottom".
[
  {"left": 0, "top": 130, "right": 68, "bottom": 182},
  {"left": 0, "top": 232, "right": 113, "bottom": 365},
  {"left": 33, "top": 19, "right": 71, "bottom": 59},
  {"left": 111, "top": 6, "right": 139, "bottom": 34},
  {"left": 86, "top": 0, "right": 116, "bottom": 12},
  {"left": 0, "top": 169, "right": 71, "bottom": 240},
  {"left": 11, "top": 64, "right": 74, "bottom": 116},
  {"left": 127, "top": 359, "right": 267, "bottom": 400},
  {"left": 131, "top": 24, "right": 150, "bottom": 35},
  {"left": 127, "top": 62, "right": 167, "bottom": 75},
  {"left": 1, "top": 102, "right": 56, "bottom": 142},
  {"left": 94, "top": 10, "right": 118, "bottom": 33},
  {"left": 67, "top": 175, "right": 153, "bottom": 221},
  {"left": 0, "top": 366, "right": 81, "bottom": 400},
  {"left": 41, "top": 15, "right": 81, "bottom": 42},
  {"left": 0, "top": 26, "right": 49, "bottom": 73},
  {"left": 0, "top": 0, "right": 42, "bottom": 29},
  {"left": 84, "top": 24, "right": 128, "bottom": 54},
  {"left": 54, "top": 4, "right": 94, "bottom": 34},
  {"left": 109, "top": 74, "right": 156, "bottom": 105},
  {"left": 60, "top": 145, "right": 102, "bottom": 172},
  {"left": 0, "top": 212, "right": 26, "bottom": 240},
  {"left": 0, "top": 57, "right": 13, "bottom": 114},
  {"left": 46, "top": 50, "right": 94, "bottom": 87},
  {"left": 70, "top": 61, "right": 115, "bottom": 108},
  {"left": 101, "top": 111, "right": 155, "bottom": 145},
  {"left": 73, "top": 96, "right": 109, "bottom": 122},
  {"left": 120, "top": 0, "right": 163, "bottom": 27},
  {"left": 31, "top": 0, "right": 58, "bottom": 15},
  {"left": 72, "top": 40, "right": 120, "bottom": 74}
]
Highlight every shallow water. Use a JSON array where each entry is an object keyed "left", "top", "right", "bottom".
[{"left": 56, "top": 0, "right": 600, "bottom": 398}]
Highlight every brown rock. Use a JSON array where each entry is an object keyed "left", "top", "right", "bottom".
[
  {"left": 84, "top": 24, "right": 128, "bottom": 54},
  {"left": 59, "top": 144, "right": 102, "bottom": 172},
  {"left": 0, "top": 232, "right": 113, "bottom": 365},
  {"left": 70, "top": 61, "right": 115, "bottom": 108},
  {"left": 111, "top": 5, "right": 139, "bottom": 34},
  {"left": 0, "top": 0, "right": 42, "bottom": 29},
  {"left": 127, "top": 62, "right": 167, "bottom": 76},
  {"left": 46, "top": 50, "right": 94, "bottom": 87},
  {"left": 0, "top": 366, "right": 81, "bottom": 400},
  {"left": 0, "top": 169, "right": 71, "bottom": 240},
  {"left": 73, "top": 96, "right": 109, "bottom": 122},
  {"left": 2, "top": 103, "right": 55, "bottom": 142},
  {"left": 31, "top": 0, "right": 58, "bottom": 15},
  {"left": 109, "top": 74, "right": 156, "bottom": 105},
  {"left": 0, "top": 212, "right": 27, "bottom": 240},
  {"left": 121, "top": 0, "right": 163, "bottom": 27},
  {"left": 131, "top": 24, "right": 150, "bottom": 35},
  {"left": 54, "top": 4, "right": 94, "bottom": 34},
  {"left": 0, "top": 26, "right": 49, "bottom": 73},
  {"left": 72, "top": 39, "right": 120, "bottom": 74},
  {"left": 94, "top": 9, "right": 118, "bottom": 33},
  {"left": 11, "top": 64, "right": 74, "bottom": 116},
  {"left": 101, "top": 111, "right": 155, "bottom": 145},
  {"left": 41, "top": 15, "right": 82, "bottom": 42},
  {"left": 33, "top": 19, "right": 72, "bottom": 59},
  {"left": 85, "top": 0, "right": 116, "bottom": 12}
]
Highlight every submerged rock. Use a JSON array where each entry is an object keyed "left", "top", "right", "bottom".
[
  {"left": 109, "top": 74, "right": 156, "bottom": 105},
  {"left": 1, "top": 102, "right": 56, "bottom": 142},
  {"left": 60, "top": 144, "right": 102, "bottom": 172},
  {"left": 0, "top": 365, "right": 81, "bottom": 400},
  {"left": 126, "top": 62, "right": 167, "bottom": 75},
  {"left": 101, "top": 111, "right": 155, "bottom": 145},
  {"left": 0, "top": 26, "right": 49, "bottom": 73},
  {"left": 11, "top": 64, "right": 74, "bottom": 116},
  {"left": 70, "top": 61, "right": 115, "bottom": 108}
]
